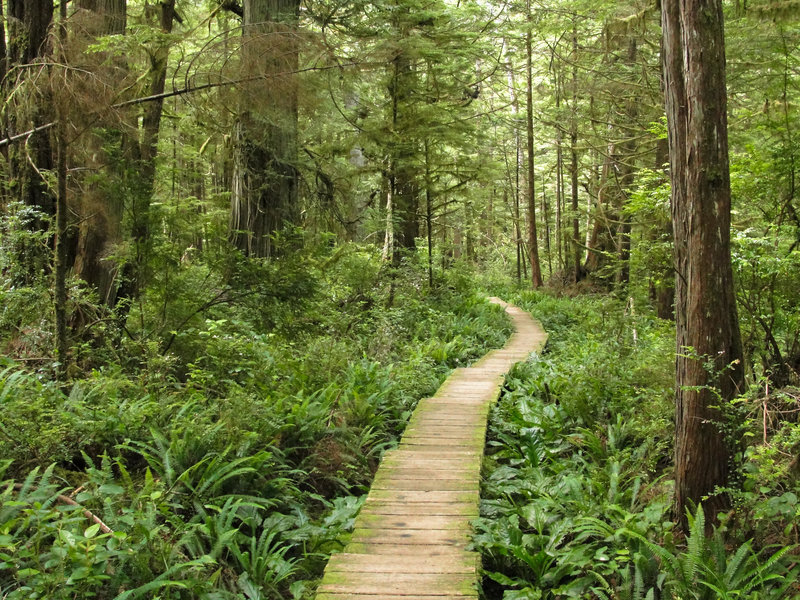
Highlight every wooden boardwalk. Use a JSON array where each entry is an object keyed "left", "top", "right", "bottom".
[{"left": 316, "top": 298, "right": 547, "bottom": 600}]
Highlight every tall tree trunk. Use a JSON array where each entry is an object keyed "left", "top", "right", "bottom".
[
  {"left": 551, "top": 54, "right": 565, "bottom": 274},
  {"left": 113, "top": 0, "right": 175, "bottom": 320},
  {"left": 615, "top": 38, "right": 639, "bottom": 288},
  {"left": 514, "top": 146, "right": 525, "bottom": 283},
  {"left": 556, "top": 126, "right": 564, "bottom": 272},
  {"left": 231, "top": 0, "right": 300, "bottom": 258},
  {"left": 6, "top": 0, "right": 55, "bottom": 281},
  {"left": 647, "top": 138, "right": 675, "bottom": 319},
  {"left": 425, "top": 140, "right": 434, "bottom": 287},
  {"left": 504, "top": 39, "right": 523, "bottom": 283},
  {"left": 0, "top": 0, "right": 8, "bottom": 193},
  {"left": 54, "top": 0, "right": 68, "bottom": 379},
  {"left": 662, "top": 0, "right": 745, "bottom": 531},
  {"left": 71, "top": 0, "right": 127, "bottom": 306},
  {"left": 7, "top": 0, "right": 53, "bottom": 64},
  {"left": 570, "top": 22, "right": 581, "bottom": 284},
  {"left": 486, "top": 187, "right": 495, "bottom": 251},
  {"left": 381, "top": 186, "right": 393, "bottom": 262},
  {"left": 542, "top": 172, "right": 552, "bottom": 278},
  {"left": 465, "top": 199, "right": 475, "bottom": 262},
  {"left": 526, "top": 0, "right": 543, "bottom": 288},
  {"left": 391, "top": 52, "right": 419, "bottom": 258}
]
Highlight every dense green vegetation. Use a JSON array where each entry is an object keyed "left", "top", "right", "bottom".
[
  {"left": 2, "top": 0, "right": 800, "bottom": 598},
  {"left": 476, "top": 291, "right": 800, "bottom": 599},
  {"left": 1, "top": 253, "right": 511, "bottom": 598}
]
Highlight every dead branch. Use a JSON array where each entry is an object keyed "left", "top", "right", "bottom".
[
  {"left": 0, "top": 61, "right": 366, "bottom": 149},
  {"left": 12, "top": 483, "right": 114, "bottom": 534}
]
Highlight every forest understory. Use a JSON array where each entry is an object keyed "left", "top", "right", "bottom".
[
  {"left": 2, "top": 0, "right": 800, "bottom": 598},
  {"left": 2, "top": 264, "right": 800, "bottom": 599}
]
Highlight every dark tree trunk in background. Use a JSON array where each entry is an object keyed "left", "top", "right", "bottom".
[
  {"left": 526, "top": 0, "right": 543, "bottom": 288},
  {"left": 0, "top": 0, "right": 7, "bottom": 177},
  {"left": 7, "top": 0, "right": 53, "bottom": 64},
  {"left": 71, "top": 0, "right": 127, "bottom": 306},
  {"left": 615, "top": 38, "right": 639, "bottom": 288},
  {"left": 54, "top": 0, "right": 68, "bottom": 379},
  {"left": 425, "top": 140, "right": 434, "bottom": 287},
  {"left": 115, "top": 0, "right": 175, "bottom": 310},
  {"left": 570, "top": 23, "right": 581, "bottom": 284},
  {"left": 651, "top": 138, "right": 675, "bottom": 320},
  {"left": 231, "top": 0, "right": 300, "bottom": 258},
  {"left": 6, "top": 0, "right": 55, "bottom": 234},
  {"left": 662, "top": 0, "right": 745, "bottom": 531},
  {"left": 74, "top": 0, "right": 126, "bottom": 31},
  {"left": 138, "top": 0, "right": 175, "bottom": 235},
  {"left": 390, "top": 49, "right": 419, "bottom": 261}
]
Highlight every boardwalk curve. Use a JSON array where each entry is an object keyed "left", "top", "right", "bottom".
[{"left": 316, "top": 297, "right": 547, "bottom": 600}]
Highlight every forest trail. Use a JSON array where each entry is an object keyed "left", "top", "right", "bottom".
[{"left": 316, "top": 298, "right": 548, "bottom": 600}]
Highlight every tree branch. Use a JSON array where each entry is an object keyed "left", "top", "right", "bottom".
[
  {"left": 219, "top": 0, "right": 243, "bottom": 17},
  {"left": 0, "top": 62, "right": 365, "bottom": 149},
  {"left": 13, "top": 483, "right": 114, "bottom": 534}
]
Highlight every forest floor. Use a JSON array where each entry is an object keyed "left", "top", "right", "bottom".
[{"left": 316, "top": 298, "right": 547, "bottom": 600}]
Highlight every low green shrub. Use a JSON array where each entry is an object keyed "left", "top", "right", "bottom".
[
  {"left": 475, "top": 290, "right": 798, "bottom": 600},
  {"left": 0, "top": 252, "right": 510, "bottom": 599}
]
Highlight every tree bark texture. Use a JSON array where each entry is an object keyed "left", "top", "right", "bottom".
[
  {"left": 615, "top": 38, "right": 639, "bottom": 288},
  {"left": 54, "top": 0, "right": 68, "bottom": 379},
  {"left": 7, "top": 0, "right": 53, "bottom": 64},
  {"left": 74, "top": 0, "right": 126, "bottom": 32},
  {"left": 570, "top": 23, "right": 581, "bottom": 284},
  {"left": 71, "top": 0, "right": 127, "bottom": 305},
  {"left": 1, "top": 0, "right": 8, "bottom": 174},
  {"left": 526, "top": 3, "right": 543, "bottom": 288},
  {"left": 5, "top": 0, "right": 55, "bottom": 281},
  {"left": 661, "top": 0, "right": 745, "bottom": 530},
  {"left": 389, "top": 48, "right": 419, "bottom": 260},
  {"left": 231, "top": 0, "right": 300, "bottom": 258}
]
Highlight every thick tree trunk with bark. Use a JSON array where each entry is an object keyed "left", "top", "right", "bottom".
[
  {"left": 71, "top": 0, "right": 127, "bottom": 305},
  {"left": 5, "top": 0, "right": 55, "bottom": 281},
  {"left": 7, "top": 0, "right": 53, "bottom": 64},
  {"left": 662, "top": 0, "right": 745, "bottom": 531},
  {"left": 54, "top": 1, "right": 68, "bottom": 379},
  {"left": 6, "top": 0, "right": 54, "bottom": 190},
  {"left": 231, "top": 0, "right": 300, "bottom": 258},
  {"left": 526, "top": 0, "right": 543, "bottom": 287},
  {"left": 389, "top": 49, "right": 419, "bottom": 261}
]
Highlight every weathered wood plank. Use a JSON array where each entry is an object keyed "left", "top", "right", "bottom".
[
  {"left": 342, "top": 542, "right": 478, "bottom": 557},
  {"left": 325, "top": 552, "right": 477, "bottom": 573},
  {"left": 350, "top": 528, "right": 472, "bottom": 546},
  {"left": 359, "top": 501, "right": 479, "bottom": 517},
  {"left": 317, "top": 594, "right": 477, "bottom": 600},
  {"left": 353, "top": 513, "right": 474, "bottom": 531},
  {"left": 314, "top": 298, "right": 547, "bottom": 600},
  {"left": 318, "top": 571, "right": 478, "bottom": 596},
  {"left": 370, "top": 477, "right": 478, "bottom": 492}
]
